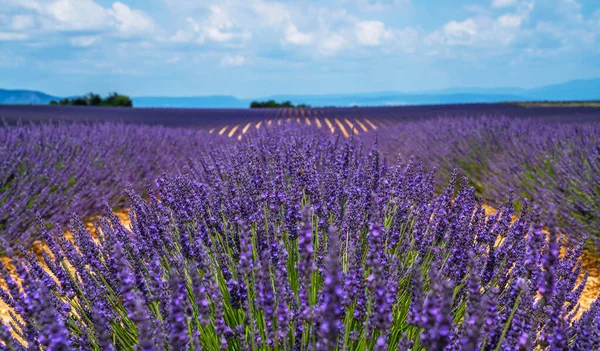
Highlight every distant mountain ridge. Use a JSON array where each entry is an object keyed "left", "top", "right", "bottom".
[
  {"left": 2, "top": 78, "right": 599, "bottom": 108},
  {"left": 0, "top": 89, "right": 59, "bottom": 105}
]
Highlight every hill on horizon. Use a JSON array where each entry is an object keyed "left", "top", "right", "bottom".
[{"left": 0, "top": 89, "right": 59, "bottom": 105}]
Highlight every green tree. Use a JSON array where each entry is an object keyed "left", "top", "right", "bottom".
[
  {"left": 104, "top": 92, "right": 133, "bottom": 107},
  {"left": 86, "top": 93, "right": 102, "bottom": 106},
  {"left": 249, "top": 100, "right": 310, "bottom": 108},
  {"left": 71, "top": 97, "right": 88, "bottom": 106},
  {"left": 49, "top": 92, "right": 133, "bottom": 107}
]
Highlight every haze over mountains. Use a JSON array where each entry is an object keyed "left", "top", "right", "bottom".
[{"left": 2, "top": 78, "right": 599, "bottom": 108}]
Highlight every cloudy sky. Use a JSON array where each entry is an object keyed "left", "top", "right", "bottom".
[{"left": 1, "top": 0, "right": 599, "bottom": 97}]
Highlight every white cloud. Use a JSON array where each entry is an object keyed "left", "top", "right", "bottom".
[
  {"left": 180, "top": 6, "right": 251, "bottom": 44},
  {"left": 249, "top": 1, "right": 314, "bottom": 46},
  {"left": 201, "top": 5, "right": 251, "bottom": 42},
  {"left": 430, "top": 18, "right": 478, "bottom": 46},
  {"left": 204, "top": 28, "right": 233, "bottom": 42},
  {"left": 529, "top": 0, "right": 598, "bottom": 51},
  {"left": 426, "top": 2, "right": 533, "bottom": 48},
  {"left": 318, "top": 33, "right": 345, "bottom": 55},
  {"left": 497, "top": 14, "right": 523, "bottom": 28},
  {"left": 4, "top": 0, "right": 155, "bottom": 37},
  {"left": 0, "top": 32, "right": 29, "bottom": 41},
  {"left": 8, "top": 0, "right": 593, "bottom": 70},
  {"left": 168, "top": 18, "right": 198, "bottom": 43},
  {"left": 46, "top": 0, "right": 111, "bottom": 31},
  {"left": 70, "top": 35, "right": 100, "bottom": 47},
  {"left": 355, "top": 0, "right": 411, "bottom": 12},
  {"left": 557, "top": 0, "right": 584, "bottom": 22},
  {"left": 309, "top": 9, "right": 419, "bottom": 54},
  {"left": 167, "top": 1, "right": 320, "bottom": 51},
  {"left": 4, "top": 0, "right": 43, "bottom": 12},
  {"left": 169, "top": 29, "right": 191, "bottom": 43},
  {"left": 109, "top": 2, "right": 155, "bottom": 36},
  {"left": 492, "top": 0, "right": 519, "bottom": 8},
  {"left": 11, "top": 15, "right": 35, "bottom": 31},
  {"left": 220, "top": 55, "right": 245, "bottom": 66},
  {"left": 250, "top": 0, "right": 290, "bottom": 26},
  {"left": 284, "top": 23, "right": 313, "bottom": 45},
  {"left": 164, "top": 1, "right": 417, "bottom": 56},
  {"left": 391, "top": 27, "right": 420, "bottom": 52},
  {"left": 355, "top": 20, "right": 389, "bottom": 46},
  {"left": 204, "top": 5, "right": 235, "bottom": 31}
]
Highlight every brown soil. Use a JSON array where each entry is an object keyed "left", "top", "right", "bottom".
[
  {"left": 0, "top": 211, "right": 131, "bottom": 329},
  {"left": 482, "top": 204, "right": 599, "bottom": 318}
]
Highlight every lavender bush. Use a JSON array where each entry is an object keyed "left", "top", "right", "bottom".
[
  {"left": 1, "top": 127, "right": 598, "bottom": 350},
  {"left": 3, "top": 115, "right": 598, "bottom": 252},
  {"left": 0, "top": 122, "right": 224, "bottom": 249},
  {"left": 380, "top": 117, "right": 600, "bottom": 243}
]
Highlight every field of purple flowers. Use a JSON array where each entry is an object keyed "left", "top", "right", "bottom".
[
  {"left": 0, "top": 123, "right": 230, "bottom": 250},
  {"left": 380, "top": 117, "right": 600, "bottom": 245},
  {"left": 0, "top": 108, "right": 599, "bottom": 350}
]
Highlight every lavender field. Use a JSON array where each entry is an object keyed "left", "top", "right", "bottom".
[
  {"left": 0, "top": 105, "right": 599, "bottom": 350},
  {"left": 3, "top": 103, "right": 600, "bottom": 129}
]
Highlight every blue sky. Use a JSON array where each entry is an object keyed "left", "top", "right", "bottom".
[{"left": 1, "top": 0, "right": 599, "bottom": 98}]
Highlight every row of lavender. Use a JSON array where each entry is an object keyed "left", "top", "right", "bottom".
[
  {"left": 1, "top": 126, "right": 597, "bottom": 350},
  {"left": 1, "top": 116, "right": 599, "bottom": 250},
  {"left": 378, "top": 117, "right": 600, "bottom": 244},
  {"left": 0, "top": 122, "right": 228, "bottom": 250}
]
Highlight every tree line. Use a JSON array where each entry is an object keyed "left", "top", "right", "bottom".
[
  {"left": 250, "top": 100, "right": 310, "bottom": 108},
  {"left": 50, "top": 92, "right": 133, "bottom": 107}
]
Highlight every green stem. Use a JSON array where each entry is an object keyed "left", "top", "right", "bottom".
[{"left": 494, "top": 291, "right": 522, "bottom": 351}]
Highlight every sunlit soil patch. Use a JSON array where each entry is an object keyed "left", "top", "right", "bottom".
[
  {"left": 364, "top": 118, "right": 378, "bottom": 130},
  {"left": 242, "top": 122, "right": 252, "bottom": 134},
  {"left": 208, "top": 114, "right": 383, "bottom": 139},
  {"left": 354, "top": 119, "right": 369, "bottom": 132},
  {"left": 227, "top": 124, "right": 240, "bottom": 138},
  {"left": 344, "top": 118, "right": 360, "bottom": 135},
  {"left": 481, "top": 204, "right": 599, "bottom": 319},
  {"left": 324, "top": 118, "right": 335, "bottom": 133},
  {"left": 218, "top": 125, "right": 228, "bottom": 135},
  {"left": 0, "top": 211, "right": 131, "bottom": 329},
  {"left": 314, "top": 117, "right": 322, "bottom": 128},
  {"left": 334, "top": 118, "right": 350, "bottom": 138}
]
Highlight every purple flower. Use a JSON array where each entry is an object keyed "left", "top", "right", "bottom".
[
  {"left": 316, "top": 227, "right": 345, "bottom": 351},
  {"left": 168, "top": 268, "right": 190, "bottom": 350}
]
